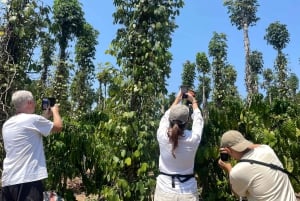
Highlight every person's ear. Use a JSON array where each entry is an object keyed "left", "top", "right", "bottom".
[{"left": 27, "top": 100, "right": 34, "bottom": 105}]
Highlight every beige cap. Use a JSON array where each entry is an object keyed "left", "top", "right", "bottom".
[
  {"left": 220, "top": 130, "right": 253, "bottom": 152},
  {"left": 169, "top": 104, "right": 189, "bottom": 124}
]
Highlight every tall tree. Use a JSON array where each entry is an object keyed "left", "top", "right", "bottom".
[
  {"left": 52, "top": 0, "right": 85, "bottom": 110},
  {"left": 96, "top": 63, "right": 118, "bottom": 110},
  {"left": 264, "top": 21, "right": 290, "bottom": 99},
  {"left": 99, "top": 0, "right": 184, "bottom": 199},
  {"left": 262, "top": 68, "right": 275, "bottom": 104},
  {"left": 181, "top": 60, "right": 196, "bottom": 88},
  {"left": 70, "top": 23, "right": 99, "bottom": 115},
  {"left": 248, "top": 50, "right": 264, "bottom": 94},
  {"left": 39, "top": 32, "right": 55, "bottom": 89},
  {"left": 0, "top": 0, "right": 51, "bottom": 124},
  {"left": 287, "top": 73, "right": 299, "bottom": 100},
  {"left": 224, "top": 64, "right": 239, "bottom": 98},
  {"left": 224, "top": 0, "right": 260, "bottom": 102},
  {"left": 208, "top": 32, "right": 228, "bottom": 107},
  {"left": 195, "top": 52, "right": 211, "bottom": 120}
]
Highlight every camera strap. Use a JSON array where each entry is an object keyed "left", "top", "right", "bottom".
[{"left": 239, "top": 159, "right": 300, "bottom": 184}]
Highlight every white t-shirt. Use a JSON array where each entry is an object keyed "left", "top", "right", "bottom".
[
  {"left": 230, "top": 145, "right": 297, "bottom": 201},
  {"left": 1, "top": 113, "right": 53, "bottom": 186},
  {"left": 156, "top": 108, "right": 204, "bottom": 193}
]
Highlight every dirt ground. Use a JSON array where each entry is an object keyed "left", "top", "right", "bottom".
[
  {"left": 75, "top": 194, "right": 97, "bottom": 201},
  {"left": 66, "top": 177, "right": 97, "bottom": 201},
  {"left": 296, "top": 193, "right": 300, "bottom": 201}
]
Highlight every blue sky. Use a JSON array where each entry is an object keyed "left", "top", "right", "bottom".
[{"left": 55, "top": 1, "right": 300, "bottom": 98}]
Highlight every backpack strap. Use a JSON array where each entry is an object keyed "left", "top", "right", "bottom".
[{"left": 239, "top": 159, "right": 300, "bottom": 184}]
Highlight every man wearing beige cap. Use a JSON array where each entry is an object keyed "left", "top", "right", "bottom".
[{"left": 218, "top": 130, "right": 297, "bottom": 201}]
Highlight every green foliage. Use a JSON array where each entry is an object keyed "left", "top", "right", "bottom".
[
  {"left": 0, "top": 1, "right": 300, "bottom": 200},
  {"left": 264, "top": 22, "right": 291, "bottom": 100},
  {"left": 196, "top": 52, "right": 211, "bottom": 75},
  {"left": 224, "top": 0, "right": 260, "bottom": 100},
  {"left": 109, "top": 0, "right": 183, "bottom": 96},
  {"left": 224, "top": 0, "right": 260, "bottom": 30},
  {"left": 52, "top": 0, "right": 86, "bottom": 108},
  {"left": 181, "top": 60, "right": 196, "bottom": 88},
  {"left": 45, "top": 112, "right": 109, "bottom": 198},
  {"left": 195, "top": 52, "right": 211, "bottom": 119},
  {"left": 208, "top": 32, "right": 240, "bottom": 107},
  {"left": 0, "top": 0, "right": 52, "bottom": 125},
  {"left": 196, "top": 99, "right": 243, "bottom": 200},
  {"left": 249, "top": 50, "right": 264, "bottom": 74},
  {"left": 53, "top": 0, "right": 85, "bottom": 40},
  {"left": 264, "top": 21, "right": 290, "bottom": 51},
  {"left": 93, "top": 1, "right": 185, "bottom": 199},
  {"left": 95, "top": 101, "right": 158, "bottom": 200},
  {"left": 71, "top": 22, "right": 99, "bottom": 115},
  {"left": 287, "top": 73, "right": 299, "bottom": 98}
]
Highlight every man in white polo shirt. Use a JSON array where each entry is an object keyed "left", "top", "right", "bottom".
[{"left": 1, "top": 90, "right": 63, "bottom": 201}]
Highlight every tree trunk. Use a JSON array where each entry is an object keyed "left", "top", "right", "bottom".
[{"left": 243, "top": 23, "right": 252, "bottom": 103}]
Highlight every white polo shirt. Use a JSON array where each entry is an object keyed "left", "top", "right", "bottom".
[{"left": 2, "top": 113, "right": 53, "bottom": 186}]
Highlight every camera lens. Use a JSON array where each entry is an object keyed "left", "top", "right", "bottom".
[{"left": 220, "top": 153, "right": 229, "bottom": 161}]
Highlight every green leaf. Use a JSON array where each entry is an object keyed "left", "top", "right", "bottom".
[
  {"left": 133, "top": 150, "right": 140, "bottom": 158},
  {"left": 124, "top": 157, "right": 131, "bottom": 166},
  {"left": 113, "top": 156, "right": 120, "bottom": 163},
  {"left": 121, "top": 149, "right": 126, "bottom": 158}
]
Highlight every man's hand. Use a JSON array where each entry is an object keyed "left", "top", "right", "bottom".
[
  {"left": 218, "top": 159, "right": 232, "bottom": 173},
  {"left": 42, "top": 108, "right": 52, "bottom": 119}
]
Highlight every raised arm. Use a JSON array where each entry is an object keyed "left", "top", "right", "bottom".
[{"left": 50, "top": 104, "right": 63, "bottom": 133}]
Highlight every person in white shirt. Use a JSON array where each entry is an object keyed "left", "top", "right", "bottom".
[
  {"left": 1, "top": 90, "right": 63, "bottom": 201},
  {"left": 218, "top": 130, "right": 297, "bottom": 201},
  {"left": 154, "top": 89, "right": 204, "bottom": 201}
]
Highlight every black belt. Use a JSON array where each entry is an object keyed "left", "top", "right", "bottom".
[{"left": 159, "top": 172, "right": 194, "bottom": 188}]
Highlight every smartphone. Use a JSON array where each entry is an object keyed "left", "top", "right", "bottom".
[
  {"left": 42, "top": 97, "right": 56, "bottom": 110},
  {"left": 180, "top": 85, "right": 188, "bottom": 98}
]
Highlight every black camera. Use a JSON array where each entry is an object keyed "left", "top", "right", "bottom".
[
  {"left": 220, "top": 153, "right": 229, "bottom": 162},
  {"left": 42, "top": 97, "right": 56, "bottom": 110},
  {"left": 181, "top": 85, "right": 196, "bottom": 106}
]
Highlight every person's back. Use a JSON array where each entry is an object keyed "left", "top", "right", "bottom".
[
  {"left": 2, "top": 113, "right": 51, "bottom": 186},
  {"left": 230, "top": 145, "right": 296, "bottom": 201},
  {"left": 154, "top": 89, "right": 204, "bottom": 201},
  {"left": 158, "top": 127, "right": 201, "bottom": 174}
]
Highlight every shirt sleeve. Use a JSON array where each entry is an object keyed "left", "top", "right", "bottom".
[
  {"left": 229, "top": 165, "right": 250, "bottom": 197},
  {"left": 157, "top": 109, "right": 171, "bottom": 140},
  {"left": 191, "top": 108, "right": 204, "bottom": 143},
  {"left": 32, "top": 114, "right": 54, "bottom": 137}
]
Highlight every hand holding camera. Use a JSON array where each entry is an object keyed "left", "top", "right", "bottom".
[
  {"left": 181, "top": 85, "right": 188, "bottom": 99},
  {"left": 41, "top": 97, "right": 57, "bottom": 119},
  {"left": 219, "top": 148, "right": 229, "bottom": 162},
  {"left": 218, "top": 148, "right": 232, "bottom": 173},
  {"left": 180, "top": 85, "right": 196, "bottom": 105},
  {"left": 42, "top": 97, "right": 56, "bottom": 110}
]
